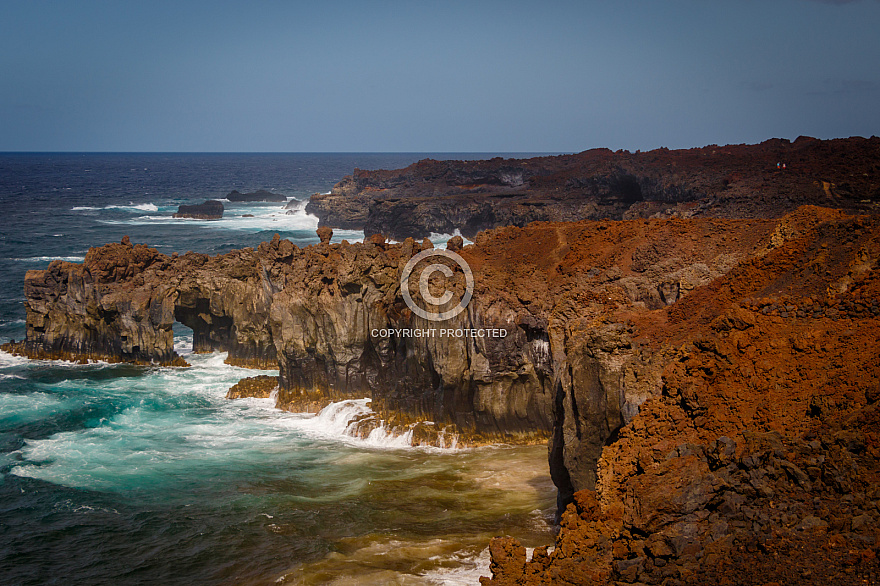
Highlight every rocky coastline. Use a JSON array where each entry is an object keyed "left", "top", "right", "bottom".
[
  {"left": 480, "top": 206, "right": 880, "bottom": 584},
  {"left": 306, "top": 136, "right": 880, "bottom": 240},
  {"left": 4, "top": 138, "right": 880, "bottom": 584}
]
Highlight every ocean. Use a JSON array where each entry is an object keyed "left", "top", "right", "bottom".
[{"left": 0, "top": 154, "right": 556, "bottom": 585}]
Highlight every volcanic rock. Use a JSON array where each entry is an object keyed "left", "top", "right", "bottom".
[
  {"left": 307, "top": 137, "right": 880, "bottom": 240},
  {"left": 6, "top": 202, "right": 880, "bottom": 584},
  {"left": 316, "top": 226, "right": 333, "bottom": 244},
  {"left": 173, "top": 200, "right": 224, "bottom": 219},
  {"left": 226, "top": 375, "right": 279, "bottom": 399},
  {"left": 480, "top": 206, "right": 880, "bottom": 585},
  {"left": 225, "top": 189, "right": 286, "bottom": 202}
]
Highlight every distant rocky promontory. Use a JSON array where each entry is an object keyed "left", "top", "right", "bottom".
[
  {"left": 225, "top": 189, "right": 286, "bottom": 202},
  {"left": 306, "top": 136, "right": 880, "bottom": 240}
]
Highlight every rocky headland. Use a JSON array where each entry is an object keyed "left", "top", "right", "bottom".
[
  {"left": 306, "top": 136, "right": 880, "bottom": 240},
  {"left": 173, "top": 199, "right": 224, "bottom": 219},
  {"left": 4, "top": 138, "right": 880, "bottom": 584}
]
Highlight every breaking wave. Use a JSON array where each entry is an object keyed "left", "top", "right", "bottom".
[{"left": 72, "top": 203, "right": 159, "bottom": 212}]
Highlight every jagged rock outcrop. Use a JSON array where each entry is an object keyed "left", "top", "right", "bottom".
[
  {"left": 173, "top": 199, "right": 224, "bottom": 219},
  {"left": 225, "top": 189, "right": 286, "bottom": 202},
  {"left": 4, "top": 210, "right": 809, "bottom": 452},
  {"left": 307, "top": 137, "right": 880, "bottom": 240},
  {"left": 2, "top": 236, "right": 274, "bottom": 368},
  {"left": 316, "top": 226, "right": 333, "bottom": 244}
]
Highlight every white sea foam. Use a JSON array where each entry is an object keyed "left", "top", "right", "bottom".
[
  {"left": 100, "top": 206, "right": 321, "bottom": 233},
  {"left": 72, "top": 203, "right": 159, "bottom": 212},
  {"left": 11, "top": 256, "right": 85, "bottom": 263},
  {"left": 173, "top": 333, "right": 194, "bottom": 356},
  {"left": 0, "top": 350, "right": 30, "bottom": 368},
  {"left": 421, "top": 546, "right": 492, "bottom": 585},
  {"left": 288, "top": 399, "right": 415, "bottom": 449},
  {"left": 428, "top": 229, "right": 471, "bottom": 247},
  {"left": 5, "top": 351, "right": 433, "bottom": 492}
]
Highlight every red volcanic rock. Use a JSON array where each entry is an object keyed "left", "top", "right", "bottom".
[
  {"left": 480, "top": 207, "right": 880, "bottom": 585},
  {"left": 316, "top": 226, "right": 333, "bottom": 243},
  {"left": 446, "top": 235, "right": 464, "bottom": 251},
  {"left": 366, "top": 233, "right": 386, "bottom": 246}
]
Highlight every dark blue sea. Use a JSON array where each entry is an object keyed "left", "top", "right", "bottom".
[{"left": 0, "top": 154, "right": 555, "bottom": 585}]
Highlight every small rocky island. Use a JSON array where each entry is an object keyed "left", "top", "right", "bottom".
[{"left": 173, "top": 199, "right": 224, "bottom": 219}]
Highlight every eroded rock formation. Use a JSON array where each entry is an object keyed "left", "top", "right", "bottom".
[{"left": 307, "top": 136, "right": 880, "bottom": 240}]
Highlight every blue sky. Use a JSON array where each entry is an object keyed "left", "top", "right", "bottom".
[{"left": 1, "top": 0, "right": 879, "bottom": 152}]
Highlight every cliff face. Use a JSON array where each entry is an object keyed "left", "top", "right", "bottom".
[
  {"left": 306, "top": 137, "right": 880, "bottom": 240},
  {"left": 481, "top": 208, "right": 880, "bottom": 585}
]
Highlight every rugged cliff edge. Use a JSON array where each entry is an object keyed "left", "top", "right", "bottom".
[
  {"left": 481, "top": 207, "right": 880, "bottom": 584},
  {"left": 306, "top": 136, "right": 880, "bottom": 240},
  {"left": 5, "top": 204, "right": 880, "bottom": 583},
  {"left": 5, "top": 210, "right": 785, "bottom": 450}
]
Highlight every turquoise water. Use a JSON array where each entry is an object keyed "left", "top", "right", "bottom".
[
  {"left": 0, "top": 342, "right": 555, "bottom": 584},
  {"left": 0, "top": 154, "right": 556, "bottom": 584}
]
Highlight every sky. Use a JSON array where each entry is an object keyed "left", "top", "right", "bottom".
[{"left": 1, "top": 0, "right": 879, "bottom": 152}]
